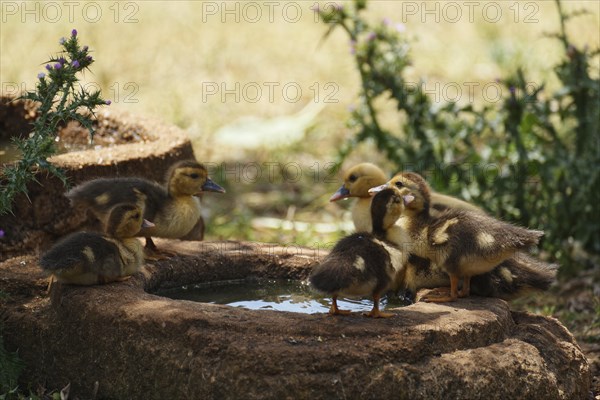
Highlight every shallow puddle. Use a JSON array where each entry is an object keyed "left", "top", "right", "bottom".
[{"left": 157, "top": 279, "right": 412, "bottom": 314}]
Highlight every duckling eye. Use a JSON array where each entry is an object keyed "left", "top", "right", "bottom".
[
  {"left": 349, "top": 174, "right": 357, "bottom": 183},
  {"left": 189, "top": 173, "right": 200, "bottom": 179},
  {"left": 394, "top": 181, "right": 404, "bottom": 188}
]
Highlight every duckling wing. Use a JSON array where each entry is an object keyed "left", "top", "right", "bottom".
[
  {"left": 67, "top": 178, "right": 168, "bottom": 221},
  {"left": 429, "top": 210, "right": 543, "bottom": 254},
  {"left": 40, "top": 232, "right": 121, "bottom": 276}
]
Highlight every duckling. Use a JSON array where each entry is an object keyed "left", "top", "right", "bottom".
[
  {"left": 310, "top": 188, "right": 408, "bottom": 318},
  {"left": 40, "top": 203, "right": 153, "bottom": 285},
  {"left": 370, "top": 172, "right": 544, "bottom": 302},
  {"left": 330, "top": 163, "right": 484, "bottom": 232},
  {"left": 67, "top": 160, "right": 225, "bottom": 255},
  {"left": 397, "top": 250, "right": 557, "bottom": 302},
  {"left": 470, "top": 252, "right": 557, "bottom": 300},
  {"left": 329, "top": 163, "right": 388, "bottom": 231}
]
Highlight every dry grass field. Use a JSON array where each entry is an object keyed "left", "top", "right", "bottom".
[{"left": 2, "top": 1, "right": 597, "bottom": 147}]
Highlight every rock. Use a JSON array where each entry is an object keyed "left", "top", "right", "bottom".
[
  {"left": 0, "top": 97, "right": 195, "bottom": 260},
  {"left": 0, "top": 240, "right": 591, "bottom": 400}
]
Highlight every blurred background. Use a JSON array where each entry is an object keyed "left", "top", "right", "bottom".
[
  {"left": 1, "top": 1, "right": 599, "bottom": 381},
  {"left": 2, "top": 0, "right": 597, "bottom": 244}
]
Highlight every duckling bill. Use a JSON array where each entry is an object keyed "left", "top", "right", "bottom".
[
  {"left": 310, "top": 189, "right": 406, "bottom": 318},
  {"left": 40, "top": 203, "right": 152, "bottom": 285}
]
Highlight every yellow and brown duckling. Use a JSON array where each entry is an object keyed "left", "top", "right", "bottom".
[
  {"left": 469, "top": 252, "right": 557, "bottom": 300},
  {"left": 329, "top": 163, "right": 388, "bottom": 232},
  {"left": 330, "top": 163, "right": 484, "bottom": 232},
  {"left": 67, "top": 160, "right": 225, "bottom": 255},
  {"left": 40, "top": 203, "right": 153, "bottom": 285},
  {"left": 310, "top": 188, "right": 408, "bottom": 318},
  {"left": 370, "top": 172, "right": 544, "bottom": 302},
  {"left": 405, "top": 252, "right": 557, "bottom": 302}
]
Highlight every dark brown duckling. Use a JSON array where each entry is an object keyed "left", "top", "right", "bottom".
[
  {"left": 370, "top": 172, "right": 544, "bottom": 302},
  {"left": 310, "top": 189, "right": 407, "bottom": 318},
  {"left": 469, "top": 252, "right": 557, "bottom": 300},
  {"left": 404, "top": 252, "right": 557, "bottom": 302},
  {"left": 40, "top": 203, "right": 153, "bottom": 285},
  {"left": 67, "top": 160, "right": 225, "bottom": 255}
]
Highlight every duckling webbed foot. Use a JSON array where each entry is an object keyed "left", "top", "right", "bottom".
[
  {"left": 46, "top": 276, "right": 55, "bottom": 294},
  {"left": 418, "top": 287, "right": 450, "bottom": 302},
  {"left": 329, "top": 297, "right": 352, "bottom": 316},
  {"left": 421, "top": 275, "right": 460, "bottom": 303},
  {"left": 457, "top": 276, "right": 471, "bottom": 298},
  {"left": 364, "top": 309, "right": 395, "bottom": 318},
  {"left": 363, "top": 294, "right": 395, "bottom": 318},
  {"left": 144, "top": 237, "right": 177, "bottom": 260}
]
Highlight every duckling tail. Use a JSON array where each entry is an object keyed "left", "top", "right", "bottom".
[
  {"left": 309, "top": 258, "right": 352, "bottom": 295},
  {"left": 470, "top": 252, "right": 557, "bottom": 300}
]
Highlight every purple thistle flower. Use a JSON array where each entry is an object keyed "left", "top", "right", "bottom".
[
  {"left": 72, "top": 60, "right": 80, "bottom": 68},
  {"left": 105, "top": 100, "right": 112, "bottom": 105},
  {"left": 86, "top": 55, "right": 93, "bottom": 62},
  {"left": 37, "top": 72, "right": 45, "bottom": 79},
  {"left": 45, "top": 64, "right": 52, "bottom": 71},
  {"left": 509, "top": 86, "right": 516, "bottom": 95},
  {"left": 395, "top": 23, "right": 406, "bottom": 33},
  {"left": 59, "top": 37, "right": 66, "bottom": 45},
  {"left": 0, "top": 229, "right": 5, "bottom": 238},
  {"left": 54, "top": 63, "right": 62, "bottom": 70},
  {"left": 83, "top": 45, "right": 89, "bottom": 51},
  {"left": 72, "top": 29, "right": 77, "bottom": 37},
  {"left": 58, "top": 57, "right": 66, "bottom": 65}
]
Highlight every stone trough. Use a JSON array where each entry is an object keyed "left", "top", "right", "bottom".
[
  {"left": 0, "top": 240, "right": 591, "bottom": 400},
  {"left": 0, "top": 95, "right": 194, "bottom": 260}
]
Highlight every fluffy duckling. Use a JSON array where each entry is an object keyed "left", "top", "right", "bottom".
[
  {"left": 40, "top": 203, "right": 153, "bottom": 285},
  {"left": 370, "top": 172, "right": 544, "bottom": 302},
  {"left": 67, "top": 160, "right": 225, "bottom": 254},
  {"left": 470, "top": 252, "right": 557, "bottom": 300},
  {"left": 405, "top": 252, "right": 557, "bottom": 302},
  {"left": 329, "top": 163, "right": 388, "bottom": 232},
  {"left": 310, "top": 188, "right": 408, "bottom": 318},
  {"left": 330, "top": 163, "right": 484, "bottom": 232}
]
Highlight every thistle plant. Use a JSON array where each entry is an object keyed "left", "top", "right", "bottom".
[
  {"left": 316, "top": 0, "right": 599, "bottom": 273},
  {"left": 0, "top": 29, "right": 109, "bottom": 215}
]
